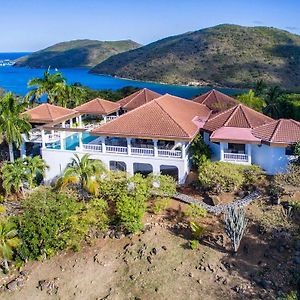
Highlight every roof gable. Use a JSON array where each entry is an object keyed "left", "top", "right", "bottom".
[
  {"left": 23, "top": 103, "right": 76, "bottom": 123},
  {"left": 253, "top": 119, "right": 300, "bottom": 145},
  {"left": 118, "top": 88, "right": 161, "bottom": 110},
  {"left": 193, "top": 89, "right": 238, "bottom": 113},
  {"left": 204, "top": 104, "right": 273, "bottom": 132},
  {"left": 75, "top": 98, "right": 120, "bottom": 115},
  {"left": 92, "top": 94, "right": 211, "bottom": 140}
]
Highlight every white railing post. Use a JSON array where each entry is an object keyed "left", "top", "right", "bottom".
[
  {"left": 220, "top": 143, "right": 225, "bottom": 161},
  {"left": 78, "top": 132, "right": 83, "bottom": 149},
  {"left": 78, "top": 115, "right": 82, "bottom": 127},
  {"left": 181, "top": 142, "right": 186, "bottom": 159},
  {"left": 101, "top": 137, "right": 106, "bottom": 153},
  {"left": 41, "top": 129, "right": 46, "bottom": 148},
  {"left": 60, "top": 131, "right": 65, "bottom": 150},
  {"left": 127, "top": 138, "right": 132, "bottom": 155},
  {"left": 153, "top": 140, "right": 158, "bottom": 157}
]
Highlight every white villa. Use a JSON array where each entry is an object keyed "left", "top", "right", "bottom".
[{"left": 21, "top": 88, "right": 300, "bottom": 184}]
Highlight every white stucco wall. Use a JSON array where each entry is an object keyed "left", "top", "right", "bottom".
[
  {"left": 203, "top": 132, "right": 220, "bottom": 161},
  {"left": 41, "top": 148, "right": 190, "bottom": 184},
  {"left": 251, "top": 144, "right": 295, "bottom": 175}
]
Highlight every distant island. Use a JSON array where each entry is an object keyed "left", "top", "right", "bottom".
[
  {"left": 91, "top": 24, "right": 300, "bottom": 91},
  {"left": 14, "top": 39, "right": 141, "bottom": 68}
]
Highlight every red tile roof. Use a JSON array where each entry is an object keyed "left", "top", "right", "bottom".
[
  {"left": 118, "top": 88, "right": 161, "bottom": 111},
  {"left": 92, "top": 94, "right": 211, "bottom": 140},
  {"left": 253, "top": 119, "right": 300, "bottom": 145},
  {"left": 75, "top": 98, "right": 120, "bottom": 115},
  {"left": 211, "top": 127, "right": 261, "bottom": 144},
  {"left": 193, "top": 89, "right": 238, "bottom": 113},
  {"left": 203, "top": 104, "right": 273, "bottom": 132},
  {"left": 23, "top": 103, "right": 77, "bottom": 124}
]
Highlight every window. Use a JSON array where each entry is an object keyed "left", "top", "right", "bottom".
[
  {"left": 285, "top": 146, "right": 295, "bottom": 156},
  {"left": 228, "top": 143, "right": 246, "bottom": 154}
]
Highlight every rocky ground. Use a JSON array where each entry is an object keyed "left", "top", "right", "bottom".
[{"left": 0, "top": 198, "right": 299, "bottom": 300}]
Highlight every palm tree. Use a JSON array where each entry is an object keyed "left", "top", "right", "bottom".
[
  {"left": 263, "top": 86, "right": 284, "bottom": 118},
  {"left": 237, "top": 89, "right": 265, "bottom": 112},
  {"left": 1, "top": 158, "right": 28, "bottom": 196},
  {"left": 24, "top": 156, "right": 49, "bottom": 189},
  {"left": 57, "top": 154, "right": 106, "bottom": 195},
  {"left": 55, "top": 83, "right": 87, "bottom": 108},
  {"left": 0, "top": 93, "right": 31, "bottom": 161},
  {"left": 26, "top": 68, "right": 66, "bottom": 104},
  {"left": 254, "top": 80, "right": 267, "bottom": 97},
  {"left": 0, "top": 221, "right": 21, "bottom": 272}
]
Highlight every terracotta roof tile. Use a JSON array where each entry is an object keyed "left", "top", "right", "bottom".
[
  {"left": 117, "top": 88, "right": 161, "bottom": 111},
  {"left": 203, "top": 104, "right": 273, "bottom": 132},
  {"left": 92, "top": 94, "right": 211, "bottom": 140},
  {"left": 75, "top": 98, "right": 120, "bottom": 115},
  {"left": 253, "top": 119, "right": 300, "bottom": 145},
  {"left": 193, "top": 89, "right": 238, "bottom": 113},
  {"left": 23, "top": 103, "right": 76, "bottom": 124}
]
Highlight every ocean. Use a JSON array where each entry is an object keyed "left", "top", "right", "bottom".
[{"left": 0, "top": 53, "right": 243, "bottom": 98}]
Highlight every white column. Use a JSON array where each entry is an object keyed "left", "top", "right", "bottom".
[
  {"left": 101, "top": 137, "right": 106, "bottom": 153},
  {"left": 69, "top": 118, "right": 73, "bottom": 128},
  {"left": 78, "top": 132, "right": 83, "bottom": 149},
  {"left": 127, "top": 138, "right": 132, "bottom": 155},
  {"left": 220, "top": 143, "right": 225, "bottom": 161},
  {"left": 116, "top": 111, "right": 119, "bottom": 117},
  {"left": 78, "top": 115, "right": 82, "bottom": 127},
  {"left": 181, "top": 142, "right": 186, "bottom": 159},
  {"left": 153, "top": 140, "right": 158, "bottom": 157},
  {"left": 62, "top": 121, "right": 66, "bottom": 128},
  {"left": 20, "top": 142, "right": 26, "bottom": 158},
  {"left": 103, "top": 115, "right": 107, "bottom": 123},
  {"left": 41, "top": 129, "right": 46, "bottom": 148},
  {"left": 246, "top": 144, "right": 252, "bottom": 164},
  {"left": 127, "top": 163, "right": 134, "bottom": 176},
  {"left": 60, "top": 131, "right": 65, "bottom": 150},
  {"left": 153, "top": 163, "right": 160, "bottom": 176}
]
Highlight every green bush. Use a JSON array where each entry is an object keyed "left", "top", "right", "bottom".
[
  {"left": 149, "top": 174, "right": 176, "bottom": 197},
  {"left": 115, "top": 194, "right": 146, "bottom": 233},
  {"left": 198, "top": 161, "right": 264, "bottom": 194},
  {"left": 185, "top": 204, "right": 207, "bottom": 221},
  {"left": 189, "top": 239, "right": 199, "bottom": 250},
  {"left": 189, "top": 134, "right": 211, "bottom": 169},
  {"left": 16, "top": 187, "right": 88, "bottom": 261},
  {"left": 152, "top": 197, "right": 170, "bottom": 215}
]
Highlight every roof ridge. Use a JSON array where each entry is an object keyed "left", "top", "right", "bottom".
[
  {"left": 45, "top": 103, "right": 54, "bottom": 119},
  {"left": 155, "top": 97, "right": 191, "bottom": 137},
  {"left": 270, "top": 119, "right": 282, "bottom": 142},
  {"left": 240, "top": 105, "right": 252, "bottom": 127},
  {"left": 223, "top": 105, "right": 240, "bottom": 126},
  {"left": 206, "top": 104, "right": 236, "bottom": 122}
]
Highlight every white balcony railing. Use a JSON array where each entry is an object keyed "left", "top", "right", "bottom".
[
  {"left": 82, "top": 144, "right": 102, "bottom": 152},
  {"left": 131, "top": 147, "right": 154, "bottom": 156},
  {"left": 158, "top": 149, "right": 182, "bottom": 158},
  {"left": 106, "top": 116, "right": 118, "bottom": 122},
  {"left": 106, "top": 145, "right": 128, "bottom": 154},
  {"left": 223, "top": 152, "right": 249, "bottom": 162},
  {"left": 81, "top": 143, "right": 183, "bottom": 159}
]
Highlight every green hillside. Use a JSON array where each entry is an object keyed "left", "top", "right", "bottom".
[
  {"left": 91, "top": 24, "right": 300, "bottom": 91},
  {"left": 15, "top": 39, "right": 141, "bottom": 68}
]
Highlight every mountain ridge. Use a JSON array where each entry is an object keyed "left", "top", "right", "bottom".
[
  {"left": 90, "top": 24, "right": 300, "bottom": 91},
  {"left": 14, "top": 39, "right": 141, "bottom": 68}
]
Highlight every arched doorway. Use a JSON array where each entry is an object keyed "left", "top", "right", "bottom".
[
  {"left": 109, "top": 161, "right": 126, "bottom": 172},
  {"left": 133, "top": 163, "right": 153, "bottom": 176},
  {"left": 160, "top": 165, "right": 179, "bottom": 181}
]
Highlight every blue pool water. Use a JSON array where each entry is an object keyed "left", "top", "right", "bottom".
[
  {"left": 48, "top": 132, "right": 98, "bottom": 151},
  {"left": 0, "top": 52, "right": 244, "bottom": 99}
]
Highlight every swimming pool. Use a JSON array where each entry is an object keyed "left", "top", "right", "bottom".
[{"left": 47, "top": 132, "right": 98, "bottom": 150}]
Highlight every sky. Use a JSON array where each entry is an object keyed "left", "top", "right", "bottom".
[{"left": 0, "top": 0, "right": 300, "bottom": 52}]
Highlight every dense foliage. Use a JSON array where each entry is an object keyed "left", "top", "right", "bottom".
[
  {"left": 198, "top": 161, "right": 264, "bottom": 194},
  {"left": 189, "top": 134, "right": 211, "bottom": 169},
  {"left": 16, "top": 188, "right": 87, "bottom": 260}
]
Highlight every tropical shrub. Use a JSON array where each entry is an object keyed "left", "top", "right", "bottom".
[
  {"left": 190, "top": 221, "right": 205, "bottom": 239},
  {"left": 149, "top": 174, "right": 176, "bottom": 197},
  {"left": 0, "top": 219, "right": 21, "bottom": 272},
  {"left": 189, "top": 239, "right": 199, "bottom": 250},
  {"left": 16, "top": 187, "right": 87, "bottom": 261},
  {"left": 115, "top": 193, "right": 146, "bottom": 233},
  {"left": 189, "top": 134, "right": 211, "bottom": 169},
  {"left": 185, "top": 204, "right": 207, "bottom": 221},
  {"left": 198, "top": 161, "right": 244, "bottom": 194},
  {"left": 152, "top": 197, "right": 170, "bottom": 215},
  {"left": 198, "top": 161, "right": 264, "bottom": 194}
]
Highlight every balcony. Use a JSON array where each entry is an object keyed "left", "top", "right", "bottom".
[
  {"left": 81, "top": 139, "right": 184, "bottom": 159},
  {"left": 223, "top": 150, "right": 249, "bottom": 163}
]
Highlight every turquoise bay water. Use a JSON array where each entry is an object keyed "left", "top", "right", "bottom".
[{"left": 0, "top": 52, "right": 244, "bottom": 99}]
